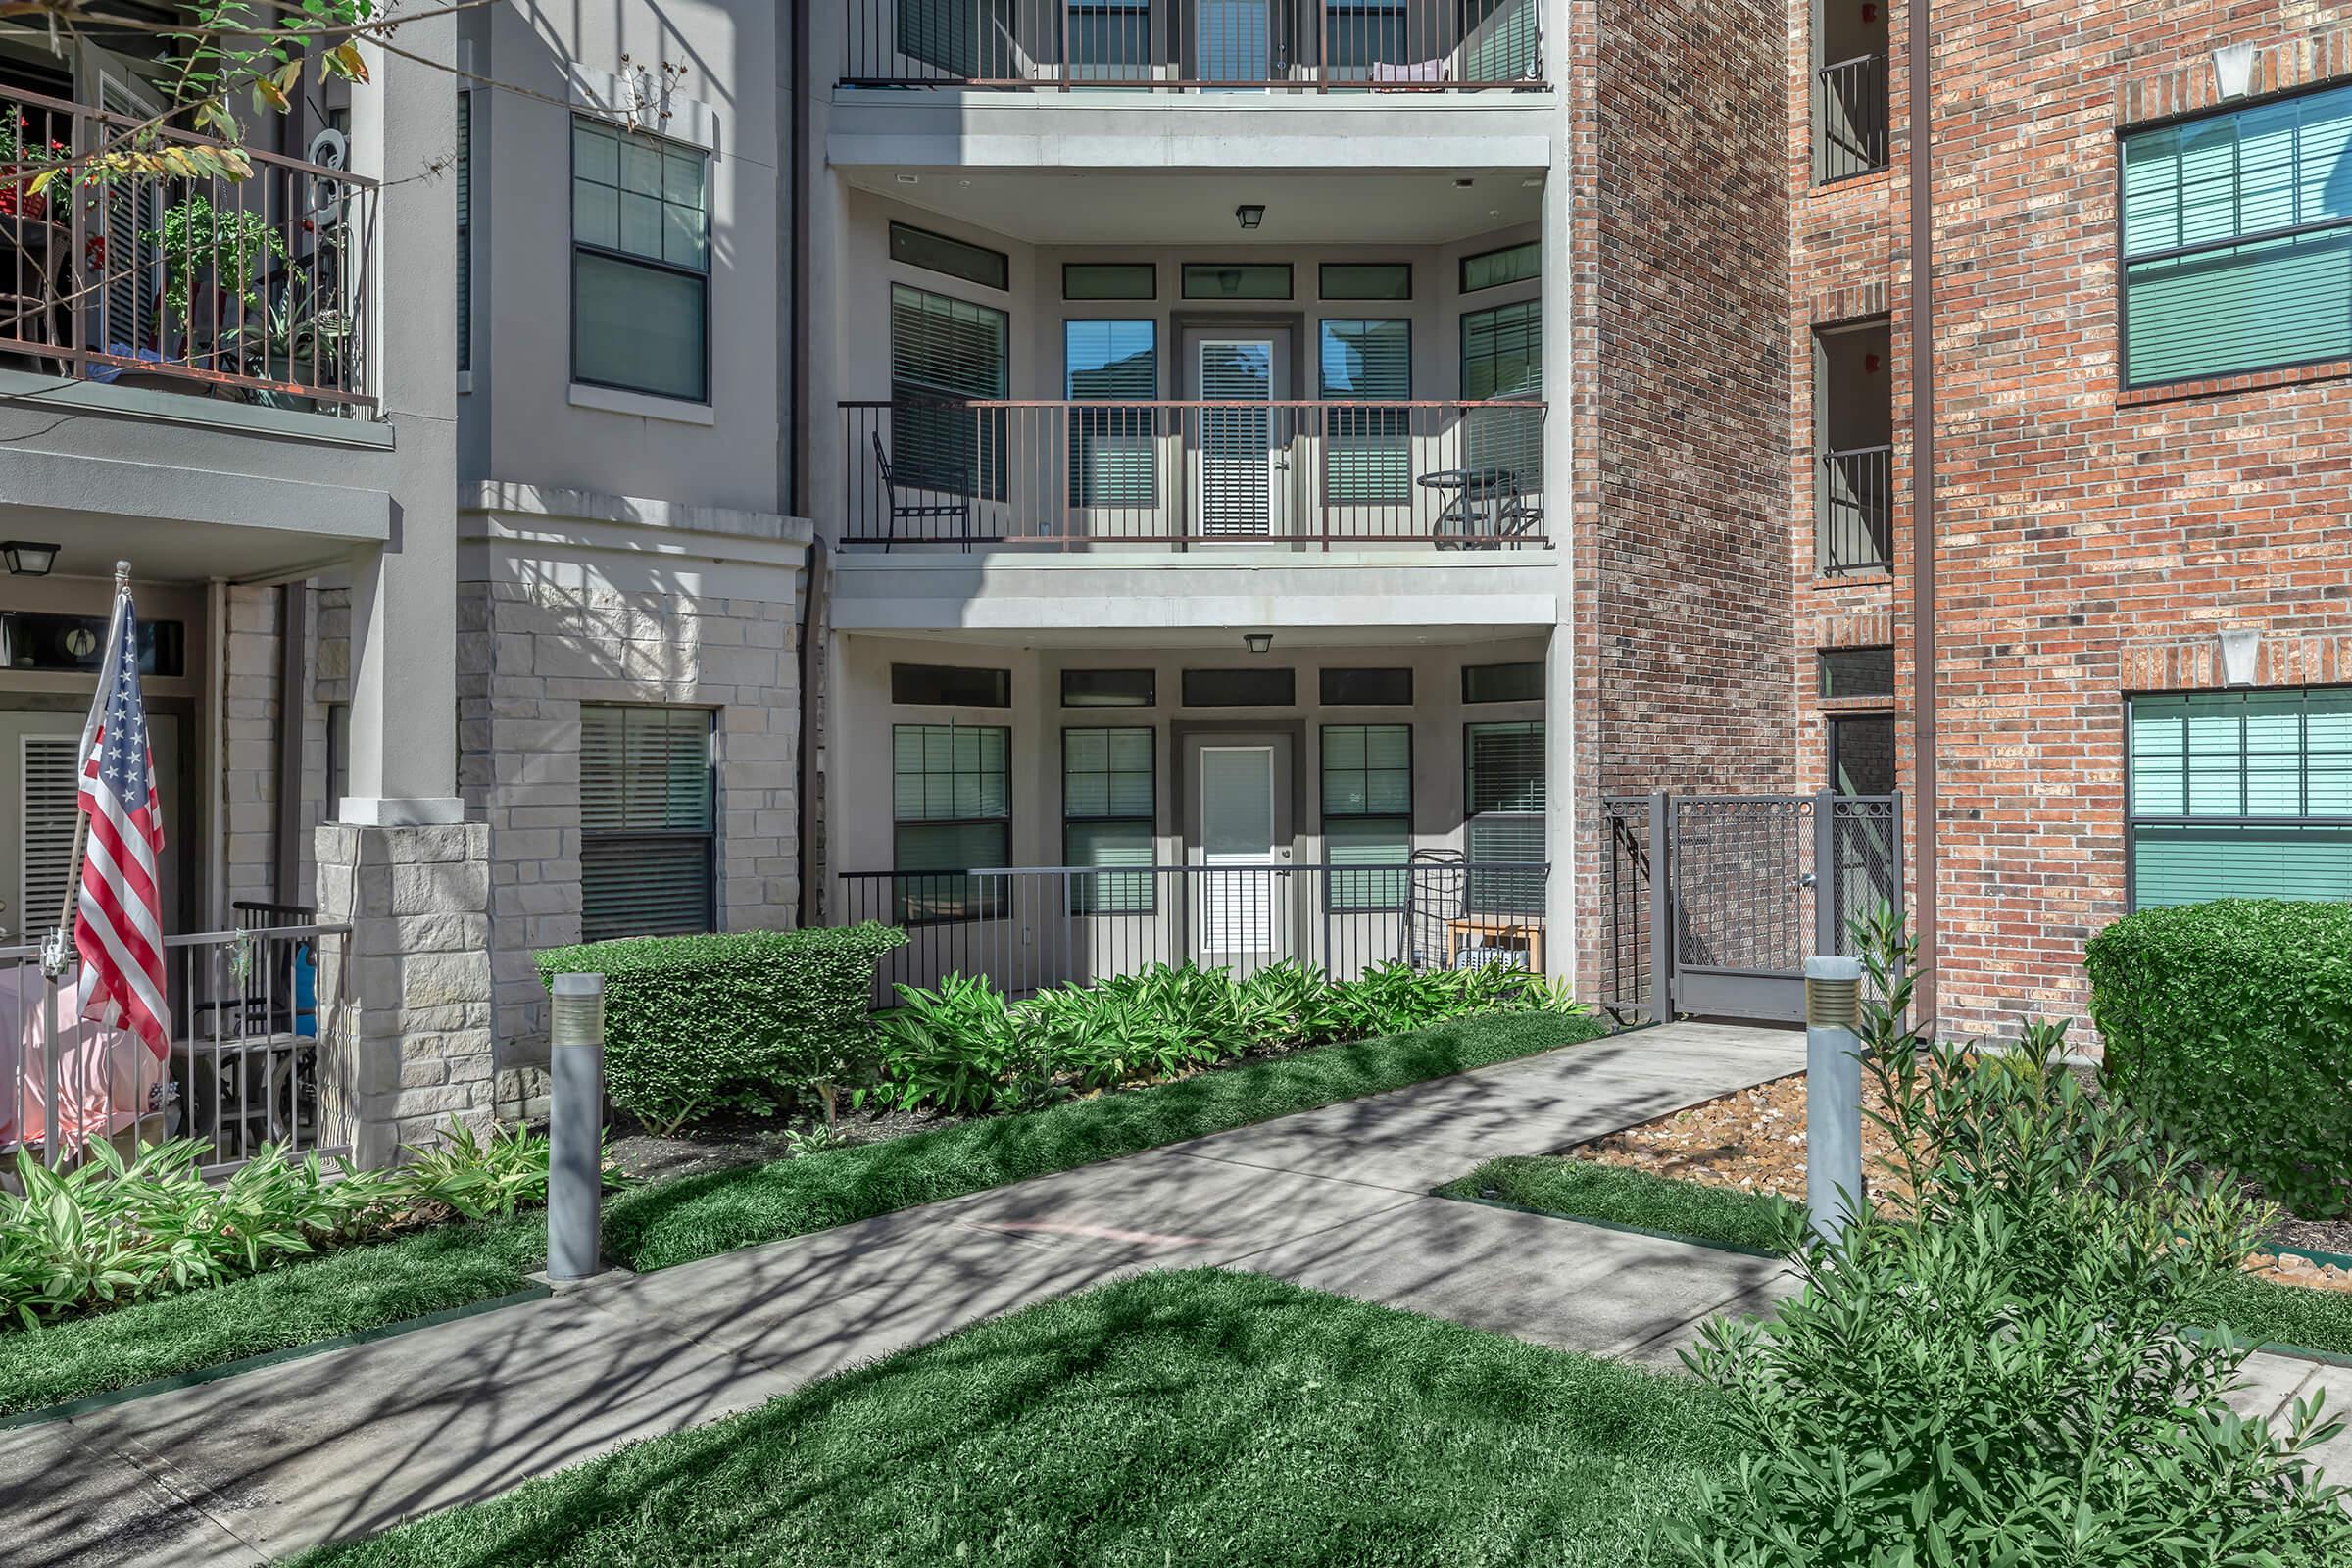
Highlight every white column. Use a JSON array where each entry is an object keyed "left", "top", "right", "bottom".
[{"left": 1541, "top": 145, "right": 1580, "bottom": 979}]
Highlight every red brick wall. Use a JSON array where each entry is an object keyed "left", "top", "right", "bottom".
[
  {"left": 1792, "top": 7, "right": 2352, "bottom": 1037},
  {"left": 1570, "top": 0, "right": 1799, "bottom": 999},
  {"left": 1592, "top": 0, "right": 1794, "bottom": 803}
]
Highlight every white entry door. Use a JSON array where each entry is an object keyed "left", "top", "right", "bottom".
[
  {"left": 1198, "top": 744, "right": 1277, "bottom": 964},
  {"left": 1197, "top": 338, "right": 1278, "bottom": 538}
]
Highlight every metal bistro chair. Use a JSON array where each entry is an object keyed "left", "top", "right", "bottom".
[
  {"left": 185, "top": 901, "right": 321, "bottom": 1157},
  {"left": 1403, "top": 848, "right": 1539, "bottom": 972},
  {"left": 872, "top": 430, "right": 981, "bottom": 553}
]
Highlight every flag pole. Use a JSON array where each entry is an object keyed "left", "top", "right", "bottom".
[{"left": 37, "top": 561, "right": 131, "bottom": 1167}]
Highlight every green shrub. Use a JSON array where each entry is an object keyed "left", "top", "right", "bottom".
[
  {"left": 537, "top": 924, "right": 906, "bottom": 1134},
  {"left": 0, "top": 1121, "right": 610, "bottom": 1330},
  {"left": 2086, "top": 899, "right": 2352, "bottom": 1219},
  {"left": 1675, "top": 916, "right": 2352, "bottom": 1566},
  {"left": 873, "top": 958, "right": 1579, "bottom": 1117}
]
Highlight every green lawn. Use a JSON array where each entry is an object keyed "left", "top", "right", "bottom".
[
  {"left": 301, "top": 1270, "right": 1732, "bottom": 1568},
  {"left": 1440, "top": 1156, "right": 1798, "bottom": 1256},
  {"left": 1447, "top": 1154, "right": 2352, "bottom": 1360},
  {"left": 1, "top": 1008, "right": 1607, "bottom": 1420}
]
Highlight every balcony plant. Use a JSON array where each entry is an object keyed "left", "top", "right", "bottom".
[
  {"left": 144, "top": 193, "right": 287, "bottom": 355},
  {"left": 0, "top": 116, "right": 71, "bottom": 221}
]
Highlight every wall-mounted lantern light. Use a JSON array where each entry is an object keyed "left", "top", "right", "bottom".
[
  {"left": 2, "top": 541, "right": 59, "bottom": 577},
  {"left": 1235, "top": 204, "right": 1265, "bottom": 230}
]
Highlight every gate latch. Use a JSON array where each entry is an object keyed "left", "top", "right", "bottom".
[{"left": 1796, "top": 872, "right": 1817, "bottom": 889}]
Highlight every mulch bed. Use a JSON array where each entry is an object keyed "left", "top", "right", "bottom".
[{"left": 1566, "top": 1072, "right": 2352, "bottom": 1296}]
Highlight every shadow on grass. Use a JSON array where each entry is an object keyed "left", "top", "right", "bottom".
[{"left": 302, "top": 1269, "right": 1736, "bottom": 1568}]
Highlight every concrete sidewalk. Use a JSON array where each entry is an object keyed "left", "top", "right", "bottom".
[{"left": 4, "top": 1018, "right": 2345, "bottom": 1564}]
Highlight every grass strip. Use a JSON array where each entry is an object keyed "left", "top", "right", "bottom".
[
  {"left": 1445, "top": 1155, "right": 2352, "bottom": 1360},
  {"left": 0, "top": 1213, "right": 548, "bottom": 1419},
  {"left": 604, "top": 1010, "right": 1609, "bottom": 1273},
  {"left": 303, "top": 1268, "right": 1731, "bottom": 1568},
  {"left": 2, "top": 1009, "right": 1606, "bottom": 1418},
  {"left": 1439, "top": 1155, "right": 1798, "bottom": 1256}
]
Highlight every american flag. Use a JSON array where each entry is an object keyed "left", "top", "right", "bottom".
[{"left": 74, "top": 589, "right": 171, "bottom": 1058}]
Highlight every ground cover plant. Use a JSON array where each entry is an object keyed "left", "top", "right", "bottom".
[
  {"left": 1671, "top": 915, "right": 2352, "bottom": 1566},
  {"left": 4, "top": 1007, "right": 1606, "bottom": 1418},
  {"left": 2086, "top": 898, "right": 2352, "bottom": 1220},
  {"left": 0, "top": 1121, "right": 586, "bottom": 1331},
  {"left": 874, "top": 957, "right": 1578, "bottom": 1116},
  {"left": 302, "top": 1269, "right": 1735, "bottom": 1568}
]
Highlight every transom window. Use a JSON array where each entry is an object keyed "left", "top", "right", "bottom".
[
  {"left": 2121, "top": 84, "right": 2352, "bottom": 387},
  {"left": 571, "top": 118, "right": 710, "bottom": 402},
  {"left": 1323, "top": 724, "right": 1412, "bottom": 911},
  {"left": 2128, "top": 688, "right": 2352, "bottom": 907}
]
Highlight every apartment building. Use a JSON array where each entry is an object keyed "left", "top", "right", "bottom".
[{"left": 1791, "top": 2, "right": 2352, "bottom": 1036}]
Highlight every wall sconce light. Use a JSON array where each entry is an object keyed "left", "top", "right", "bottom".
[
  {"left": 1243, "top": 632, "right": 1273, "bottom": 654},
  {"left": 2, "top": 541, "right": 59, "bottom": 577},
  {"left": 1235, "top": 204, "right": 1265, "bottom": 230},
  {"left": 2217, "top": 626, "right": 2260, "bottom": 687}
]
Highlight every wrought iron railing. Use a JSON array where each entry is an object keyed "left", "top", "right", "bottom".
[
  {"left": 0, "top": 85, "right": 374, "bottom": 412},
  {"left": 1815, "top": 53, "right": 1889, "bottom": 182},
  {"left": 1, "top": 914, "right": 351, "bottom": 1178},
  {"left": 845, "top": 397, "right": 1547, "bottom": 549},
  {"left": 838, "top": 859, "right": 1550, "bottom": 1005},
  {"left": 844, "top": 0, "right": 1545, "bottom": 88},
  {"left": 1818, "top": 442, "right": 1892, "bottom": 574}
]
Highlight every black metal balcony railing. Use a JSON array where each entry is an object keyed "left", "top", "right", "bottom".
[
  {"left": 837, "top": 860, "right": 1551, "bottom": 1007},
  {"left": 1818, "top": 443, "right": 1891, "bottom": 574},
  {"left": 846, "top": 397, "right": 1547, "bottom": 549},
  {"left": 0, "top": 86, "right": 375, "bottom": 412},
  {"left": 846, "top": 0, "right": 1544, "bottom": 88},
  {"left": 1815, "top": 53, "right": 1889, "bottom": 182}
]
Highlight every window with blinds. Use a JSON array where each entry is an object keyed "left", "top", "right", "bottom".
[
  {"left": 457, "top": 93, "right": 472, "bottom": 374},
  {"left": 893, "top": 723, "right": 1011, "bottom": 922},
  {"left": 1319, "top": 319, "right": 1411, "bottom": 506},
  {"left": 579, "top": 705, "right": 715, "bottom": 943},
  {"left": 891, "top": 283, "right": 1009, "bottom": 501},
  {"left": 2121, "top": 84, "right": 2352, "bottom": 387},
  {"left": 571, "top": 118, "right": 710, "bottom": 402},
  {"left": 1323, "top": 724, "right": 1411, "bottom": 911},
  {"left": 1461, "top": 298, "right": 1543, "bottom": 489},
  {"left": 1465, "top": 720, "right": 1545, "bottom": 914},
  {"left": 1066, "top": 319, "right": 1157, "bottom": 508},
  {"left": 1064, "top": 728, "right": 1155, "bottom": 914},
  {"left": 2128, "top": 688, "right": 2352, "bottom": 908}
]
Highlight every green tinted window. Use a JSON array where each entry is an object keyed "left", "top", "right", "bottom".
[{"left": 2128, "top": 688, "right": 2352, "bottom": 907}]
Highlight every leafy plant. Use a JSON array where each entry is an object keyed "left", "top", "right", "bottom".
[
  {"left": 1672, "top": 914, "right": 2352, "bottom": 1567},
  {"left": 145, "top": 193, "right": 289, "bottom": 331},
  {"left": 871, "top": 958, "right": 1584, "bottom": 1118},
  {"left": 0, "top": 1116, "right": 612, "bottom": 1330},
  {"left": 535, "top": 925, "right": 908, "bottom": 1136},
  {"left": 2086, "top": 898, "right": 2352, "bottom": 1219}
]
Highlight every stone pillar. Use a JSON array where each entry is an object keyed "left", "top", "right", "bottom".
[{"left": 315, "top": 821, "right": 495, "bottom": 1167}]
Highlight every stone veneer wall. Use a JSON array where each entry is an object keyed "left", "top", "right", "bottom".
[{"left": 457, "top": 490, "right": 809, "bottom": 1111}]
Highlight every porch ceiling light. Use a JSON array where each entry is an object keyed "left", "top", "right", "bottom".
[
  {"left": 2, "top": 541, "right": 58, "bottom": 577},
  {"left": 1244, "top": 632, "right": 1273, "bottom": 654},
  {"left": 1235, "top": 204, "right": 1265, "bottom": 230}
]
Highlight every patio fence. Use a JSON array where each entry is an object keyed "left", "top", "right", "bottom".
[
  {"left": 838, "top": 859, "right": 1550, "bottom": 1006},
  {"left": 1, "top": 906, "right": 350, "bottom": 1180}
]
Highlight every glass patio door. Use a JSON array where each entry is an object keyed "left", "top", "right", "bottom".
[{"left": 1197, "top": 337, "right": 1277, "bottom": 537}]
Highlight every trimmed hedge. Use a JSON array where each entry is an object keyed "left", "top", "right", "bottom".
[
  {"left": 2086, "top": 899, "right": 2352, "bottom": 1219},
  {"left": 537, "top": 925, "right": 906, "bottom": 1135}
]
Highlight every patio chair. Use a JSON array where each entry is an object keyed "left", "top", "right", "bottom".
[{"left": 872, "top": 429, "right": 981, "bottom": 553}]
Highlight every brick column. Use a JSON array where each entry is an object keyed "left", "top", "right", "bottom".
[{"left": 314, "top": 821, "right": 495, "bottom": 1167}]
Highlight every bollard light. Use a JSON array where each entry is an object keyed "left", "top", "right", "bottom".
[
  {"left": 1803, "top": 956, "right": 1865, "bottom": 1244},
  {"left": 548, "top": 971, "right": 607, "bottom": 1282}
]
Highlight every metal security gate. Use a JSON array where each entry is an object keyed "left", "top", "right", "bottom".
[{"left": 1601, "top": 791, "right": 1902, "bottom": 1025}]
